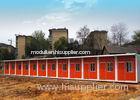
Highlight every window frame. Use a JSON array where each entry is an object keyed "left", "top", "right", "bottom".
[
  {"left": 126, "top": 61, "right": 133, "bottom": 72},
  {"left": 25, "top": 63, "right": 28, "bottom": 70},
  {"left": 106, "top": 62, "right": 113, "bottom": 72},
  {"left": 90, "top": 63, "right": 96, "bottom": 72},
  {"left": 51, "top": 64, "right": 56, "bottom": 71},
  {"left": 6, "top": 63, "right": 9, "bottom": 70},
  {"left": 33, "top": 64, "right": 37, "bottom": 71},
  {"left": 75, "top": 64, "right": 80, "bottom": 72},
  {"left": 62, "top": 63, "right": 67, "bottom": 71},
  {"left": 41, "top": 64, "right": 45, "bottom": 71},
  {"left": 0, "top": 66, "right": 2, "bottom": 70},
  {"left": 0, "top": 63, "right": 4, "bottom": 70},
  {"left": 18, "top": 64, "right": 21, "bottom": 70},
  {"left": 12, "top": 63, "right": 15, "bottom": 70}
]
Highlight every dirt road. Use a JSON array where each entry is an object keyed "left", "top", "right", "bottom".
[{"left": 0, "top": 76, "right": 140, "bottom": 100}]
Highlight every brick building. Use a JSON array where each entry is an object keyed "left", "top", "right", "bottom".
[
  {"left": 16, "top": 35, "right": 32, "bottom": 59},
  {"left": 83, "top": 30, "right": 108, "bottom": 54},
  {"left": 49, "top": 28, "right": 68, "bottom": 50}
]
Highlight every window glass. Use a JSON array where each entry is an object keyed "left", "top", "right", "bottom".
[
  {"left": 0, "top": 66, "right": 2, "bottom": 70},
  {"left": 18, "top": 64, "right": 21, "bottom": 70},
  {"left": 90, "top": 63, "right": 95, "bottom": 71},
  {"left": 33, "top": 64, "right": 36, "bottom": 70},
  {"left": 126, "top": 62, "right": 133, "bottom": 72},
  {"left": 42, "top": 64, "right": 45, "bottom": 71},
  {"left": 26, "top": 64, "right": 28, "bottom": 70},
  {"left": 12, "top": 63, "right": 15, "bottom": 70},
  {"left": 63, "top": 64, "right": 67, "bottom": 71},
  {"left": 76, "top": 64, "right": 80, "bottom": 71},
  {"left": 6, "top": 64, "right": 9, "bottom": 70},
  {"left": 107, "top": 62, "right": 113, "bottom": 71},
  {"left": 52, "top": 64, "right": 56, "bottom": 70}
]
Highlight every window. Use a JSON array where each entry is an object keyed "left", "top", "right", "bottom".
[
  {"left": 107, "top": 62, "right": 113, "bottom": 71},
  {"left": 33, "top": 64, "right": 36, "bottom": 70},
  {"left": 6, "top": 64, "right": 9, "bottom": 70},
  {"left": 90, "top": 63, "right": 95, "bottom": 71},
  {"left": 0, "top": 63, "right": 4, "bottom": 70},
  {"left": 18, "top": 64, "right": 21, "bottom": 70},
  {"left": 52, "top": 64, "right": 56, "bottom": 70},
  {"left": 42, "top": 64, "right": 45, "bottom": 71},
  {"left": 126, "top": 62, "right": 133, "bottom": 72},
  {"left": 12, "top": 64, "right": 15, "bottom": 70},
  {"left": 75, "top": 64, "right": 80, "bottom": 71},
  {"left": 63, "top": 64, "right": 67, "bottom": 71},
  {"left": 0, "top": 66, "right": 2, "bottom": 70},
  {"left": 25, "top": 64, "right": 28, "bottom": 70}
]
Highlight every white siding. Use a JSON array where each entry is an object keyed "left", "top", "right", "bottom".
[{"left": 136, "top": 54, "right": 140, "bottom": 82}]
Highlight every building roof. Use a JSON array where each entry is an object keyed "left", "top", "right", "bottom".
[
  {"left": 16, "top": 35, "right": 32, "bottom": 38},
  {"left": 49, "top": 28, "right": 68, "bottom": 32},
  {"left": 2, "top": 53, "right": 137, "bottom": 62},
  {"left": 0, "top": 43, "right": 15, "bottom": 49},
  {"left": 105, "top": 45, "right": 138, "bottom": 54},
  {"left": 90, "top": 30, "right": 108, "bottom": 33}
]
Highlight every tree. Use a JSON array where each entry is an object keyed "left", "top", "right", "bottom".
[
  {"left": 111, "top": 23, "right": 128, "bottom": 46},
  {"left": 32, "top": 30, "right": 50, "bottom": 50},
  {"left": 0, "top": 48, "right": 15, "bottom": 60},
  {"left": 54, "top": 37, "right": 68, "bottom": 51},
  {"left": 76, "top": 25, "right": 90, "bottom": 44},
  {"left": 68, "top": 40, "right": 79, "bottom": 51},
  {"left": 132, "top": 31, "right": 140, "bottom": 42},
  {"left": 26, "top": 30, "right": 51, "bottom": 57},
  {"left": 32, "top": 30, "right": 45, "bottom": 40}
]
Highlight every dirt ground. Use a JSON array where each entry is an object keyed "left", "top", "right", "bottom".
[{"left": 0, "top": 76, "right": 140, "bottom": 100}]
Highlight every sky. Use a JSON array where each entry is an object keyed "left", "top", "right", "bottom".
[{"left": 0, "top": 0, "right": 140, "bottom": 46}]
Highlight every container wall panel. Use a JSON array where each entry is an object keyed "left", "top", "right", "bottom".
[
  {"left": 4, "top": 62, "right": 9, "bottom": 74},
  {"left": 30, "top": 60, "right": 37, "bottom": 76},
  {"left": 83, "top": 58, "right": 97, "bottom": 79},
  {"left": 58, "top": 59, "right": 68, "bottom": 78},
  {"left": 70, "top": 58, "right": 82, "bottom": 78},
  {"left": 47, "top": 60, "right": 56, "bottom": 77},
  {"left": 99, "top": 57, "right": 115, "bottom": 80},
  {"left": 38, "top": 60, "right": 46, "bottom": 76},
  {"left": 23, "top": 61, "right": 29, "bottom": 75},
  {"left": 0, "top": 62, "right": 4, "bottom": 74},
  {"left": 118, "top": 56, "right": 136, "bottom": 81},
  {"left": 10, "top": 62, "right": 15, "bottom": 75},
  {"left": 16, "top": 61, "right": 22, "bottom": 75}
]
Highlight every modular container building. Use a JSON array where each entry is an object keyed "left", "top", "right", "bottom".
[{"left": 0, "top": 53, "right": 140, "bottom": 83}]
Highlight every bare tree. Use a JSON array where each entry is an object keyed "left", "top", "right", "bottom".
[
  {"left": 76, "top": 25, "right": 90, "bottom": 44},
  {"left": 111, "top": 23, "right": 128, "bottom": 46}
]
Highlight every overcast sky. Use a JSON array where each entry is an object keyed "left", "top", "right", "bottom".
[{"left": 0, "top": 0, "right": 140, "bottom": 46}]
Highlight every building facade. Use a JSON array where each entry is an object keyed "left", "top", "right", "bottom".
[
  {"left": 0, "top": 53, "right": 140, "bottom": 83},
  {"left": 16, "top": 35, "right": 32, "bottom": 59},
  {"left": 49, "top": 28, "right": 68, "bottom": 50},
  {"left": 83, "top": 30, "right": 108, "bottom": 55}
]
